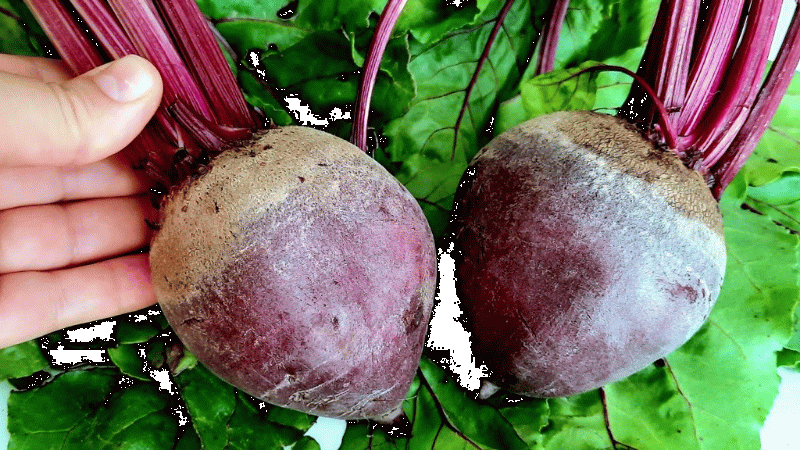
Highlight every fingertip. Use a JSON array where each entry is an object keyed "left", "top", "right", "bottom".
[
  {"left": 71, "top": 55, "right": 163, "bottom": 164},
  {"left": 89, "top": 55, "right": 163, "bottom": 104},
  {"left": 0, "top": 55, "right": 164, "bottom": 167}
]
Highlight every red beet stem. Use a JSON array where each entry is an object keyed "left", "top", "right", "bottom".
[
  {"left": 676, "top": 0, "right": 744, "bottom": 137},
  {"left": 24, "top": 0, "right": 257, "bottom": 190},
  {"left": 626, "top": 0, "right": 796, "bottom": 196},
  {"left": 351, "top": 0, "right": 409, "bottom": 152},
  {"left": 153, "top": 0, "right": 253, "bottom": 129},
  {"left": 70, "top": 0, "right": 135, "bottom": 58},
  {"left": 536, "top": 0, "right": 570, "bottom": 75},
  {"left": 69, "top": 0, "right": 177, "bottom": 145},
  {"left": 691, "top": 0, "right": 782, "bottom": 167},
  {"left": 625, "top": 0, "right": 699, "bottom": 127},
  {"left": 712, "top": 3, "right": 800, "bottom": 197},
  {"left": 107, "top": 0, "right": 215, "bottom": 120},
  {"left": 24, "top": 0, "right": 105, "bottom": 74},
  {"left": 652, "top": 0, "right": 699, "bottom": 122}
]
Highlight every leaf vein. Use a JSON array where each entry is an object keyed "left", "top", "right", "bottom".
[
  {"left": 707, "top": 319, "right": 748, "bottom": 360},
  {"left": 663, "top": 359, "right": 701, "bottom": 444}
]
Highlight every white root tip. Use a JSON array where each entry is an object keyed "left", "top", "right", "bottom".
[{"left": 478, "top": 380, "right": 501, "bottom": 400}]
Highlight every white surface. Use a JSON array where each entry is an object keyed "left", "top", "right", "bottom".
[
  {"left": 771, "top": 0, "right": 799, "bottom": 63},
  {"left": 0, "top": 381, "right": 10, "bottom": 449},
  {"left": 761, "top": 367, "right": 800, "bottom": 449},
  {"left": 305, "top": 417, "right": 347, "bottom": 450}
]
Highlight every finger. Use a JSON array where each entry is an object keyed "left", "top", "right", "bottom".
[
  {"left": 0, "top": 154, "right": 148, "bottom": 209},
  {"left": 0, "top": 253, "right": 156, "bottom": 349},
  {"left": 0, "top": 54, "right": 72, "bottom": 82},
  {"left": 0, "top": 54, "right": 162, "bottom": 167},
  {"left": 0, "top": 196, "right": 156, "bottom": 273}
]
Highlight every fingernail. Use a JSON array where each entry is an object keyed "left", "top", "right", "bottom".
[{"left": 92, "top": 55, "right": 155, "bottom": 103}]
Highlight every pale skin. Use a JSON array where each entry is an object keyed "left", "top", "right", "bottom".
[{"left": 0, "top": 54, "right": 164, "bottom": 348}]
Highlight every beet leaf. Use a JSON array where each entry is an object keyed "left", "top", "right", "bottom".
[{"left": 378, "top": 0, "right": 539, "bottom": 237}]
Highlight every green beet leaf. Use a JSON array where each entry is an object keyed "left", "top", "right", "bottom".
[
  {"left": 0, "top": 0, "right": 49, "bottom": 56},
  {"left": 174, "top": 426, "right": 203, "bottom": 450},
  {"left": 495, "top": 397, "right": 549, "bottom": 447},
  {"left": 294, "top": 0, "right": 383, "bottom": 32},
  {"left": 395, "top": 0, "right": 495, "bottom": 45},
  {"left": 496, "top": 0, "right": 657, "bottom": 133},
  {"left": 174, "top": 362, "right": 317, "bottom": 450},
  {"left": 173, "top": 362, "right": 237, "bottom": 450},
  {"left": 731, "top": 85, "right": 800, "bottom": 353},
  {"left": 602, "top": 365, "right": 705, "bottom": 449},
  {"left": 107, "top": 343, "right": 152, "bottom": 382},
  {"left": 543, "top": 0, "right": 659, "bottom": 114},
  {"left": 198, "top": 0, "right": 384, "bottom": 33},
  {"left": 339, "top": 367, "right": 482, "bottom": 450},
  {"left": 0, "top": 340, "right": 47, "bottom": 381},
  {"left": 378, "top": 0, "right": 539, "bottom": 237},
  {"left": 739, "top": 66, "right": 800, "bottom": 187},
  {"left": 538, "top": 392, "right": 612, "bottom": 450},
  {"left": 106, "top": 310, "right": 167, "bottom": 381},
  {"left": 555, "top": 0, "right": 659, "bottom": 70},
  {"left": 388, "top": 155, "right": 474, "bottom": 239},
  {"left": 395, "top": 0, "right": 536, "bottom": 152},
  {"left": 112, "top": 310, "right": 164, "bottom": 345},
  {"left": 417, "top": 358, "right": 529, "bottom": 450},
  {"left": 7, "top": 369, "right": 178, "bottom": 450},
  {"left": 257, "top": 29, "right": 411, "bottom": 124},
  {"left": 340, "top": 359, "right": 532, "bottom": 450},
  {"left": 650, "top": 175, "right": 798, "bottom": 449},
  {"left": 520, "top": 61, "right": 600, "bottom": 121},
  {"left": 217, "top": 19, "right": 309, "bottom": 58},
  {"left": 224, "top": 391, "right": 315, "bottom": 450},
  {"left": 195, "top": 0, "right": 287, "bottom": 20},
  {"left": 206, "top": 1, "right": 415, "bottom": 133},
  {"left": 239, "top": 70, "right": 295, "bottom": 126}
]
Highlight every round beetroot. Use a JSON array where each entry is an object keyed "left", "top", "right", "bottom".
[
  {"left": 150, "top": 126, "right": 437, "bottom": 422},
  {"left": 452, "top": 111, "right": 726, "bottom": 397}
]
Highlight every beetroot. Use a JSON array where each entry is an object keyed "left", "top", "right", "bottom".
[
  {"left": 450, "top": 0, "right": 800, "bottom": 398},
  {"left": 152, "top": 126, "right": 436, "bottom": 421},
  {"left": 452, "top": 111, "right": 725, "bottom": 396}
]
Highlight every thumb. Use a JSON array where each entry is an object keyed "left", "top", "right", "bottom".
[{"left": 0, "top": 54, "right": 162, "bottom": 167}]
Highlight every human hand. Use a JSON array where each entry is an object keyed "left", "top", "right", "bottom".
[{"left": 0, "top": 54, "right": 163, "bottom": 348}]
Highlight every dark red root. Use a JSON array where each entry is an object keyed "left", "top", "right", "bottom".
[
  {"left": 151, "top": 127, "right": 438, "bottom": 421},
  {"left": 452, "top": 111, "right": 725, "bottom": 397}
]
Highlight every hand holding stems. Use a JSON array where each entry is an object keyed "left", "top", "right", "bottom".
[{"left": 0, "top": 53, "right": 162, "bottom": 349}]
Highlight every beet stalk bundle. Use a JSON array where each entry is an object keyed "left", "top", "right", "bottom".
[
  {"left": 451, "top": 0, "right": 800, "bottom": 398},
  {"left": 25, "top": 0, "right": 436, "bottom": 423}
]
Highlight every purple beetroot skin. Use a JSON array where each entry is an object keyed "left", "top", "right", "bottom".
[
  {"left": 452, "top": 111, "right": 726, "bottom": 397},
  {"left": 150, "top": 126, "right": 437, "bottom": 422}
]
